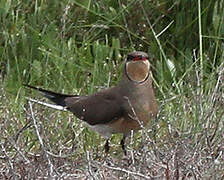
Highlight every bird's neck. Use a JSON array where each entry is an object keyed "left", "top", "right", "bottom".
[{"left": 125, "top": 60, "right": 150, "bottom": 83}]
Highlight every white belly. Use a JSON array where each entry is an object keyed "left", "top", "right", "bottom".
[{"left": 85, "top": 123, "right": 115, "bottom": 139}]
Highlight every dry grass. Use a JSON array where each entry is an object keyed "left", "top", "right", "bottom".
[{"left": 1, "top": 76, "right": 223, "bottom": 179}]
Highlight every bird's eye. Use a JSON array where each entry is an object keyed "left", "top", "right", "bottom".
[
  {"left": 133, "top": 55, "right": 143, "bottom": 61},
  {"left": 127, "top": 54, "right": 148, "bottom": 61},
  {"left": 135, "top": 55, "right": 148, "bottom": 61},
  {"left": 127, "top": 55, "right": 133, "bottom": 61},
  {"left": 138, "top": 55, "right": 142, "bottom": 60}
]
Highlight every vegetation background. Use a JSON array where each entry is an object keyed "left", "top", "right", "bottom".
[{"left": 0, "top": 0, "right": 223, "bottom": 179}]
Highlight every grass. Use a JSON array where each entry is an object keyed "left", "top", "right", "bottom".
[{"left": 0, "top": 0, "right": 223, "bottom": 179}]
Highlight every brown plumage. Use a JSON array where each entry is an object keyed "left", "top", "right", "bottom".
[{"left": 25, "top": 51, "right": 158, "bottom": 155}]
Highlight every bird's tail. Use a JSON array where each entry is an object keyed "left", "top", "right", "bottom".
[{"left": 24, "top": 84, "right": 78, "bottom": 107}]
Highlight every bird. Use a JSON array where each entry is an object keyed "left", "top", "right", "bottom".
[{"left": 24, "top": 51, "right": 158, "bottom": 155}]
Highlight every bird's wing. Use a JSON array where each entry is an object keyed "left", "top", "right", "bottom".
[
  {"left": 64, "top": 88, "right": 124, "bottom": 125},
  {"left": 24, "top": 84, "right": 125, "bottom": 125}
]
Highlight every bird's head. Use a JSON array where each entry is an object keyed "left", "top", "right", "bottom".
[{"left": 125, "top": 51, "right": 150, "bottom": 83}]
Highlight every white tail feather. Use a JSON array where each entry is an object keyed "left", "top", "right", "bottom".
[{"left": 25, "top": 97, "right": 67, "bottom": 111}]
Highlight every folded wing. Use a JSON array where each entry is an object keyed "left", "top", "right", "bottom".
[
  {"left": 65, "top": 88, "right": 124, "bottom": 125},
  {"left": 24, "top": 84, "right": 125, "bottom": 126}
]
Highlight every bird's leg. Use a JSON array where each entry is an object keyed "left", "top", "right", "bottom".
[
  {"left": 120, "top": 135, "right": 127, "bottom": 155},
  {"left": 104, "top": 139, "right": 110, "bottom": 153}
]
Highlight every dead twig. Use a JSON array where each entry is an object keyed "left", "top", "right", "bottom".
[{"left": 28, "top": 101, "right": 55, "bottom": 177}]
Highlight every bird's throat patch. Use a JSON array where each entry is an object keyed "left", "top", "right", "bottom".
[{"left": 125, "top": 61, "right": 150, "bottom": 83}]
